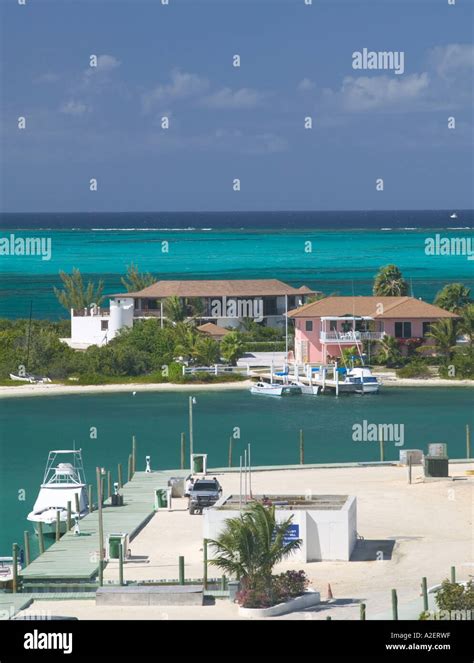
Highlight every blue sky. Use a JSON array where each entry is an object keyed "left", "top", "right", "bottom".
[{"left": 0, "top": 0, "right": 473, "bottom": 212}]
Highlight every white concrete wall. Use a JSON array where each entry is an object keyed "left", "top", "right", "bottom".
[
  {"left": 71, "top": 312, "right": 110, "bottom": 347},
  {"left": 70, "top": 298, "right": 134, "bottom": 347},
  {"left": 109, "top": 298, "right": 134, "bottom": 336},
  {"left": 204, "top": 496, "right": 357, "bottom": 563}
]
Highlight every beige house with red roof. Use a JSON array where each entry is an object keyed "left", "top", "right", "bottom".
[
  {"left": 67, "top": 279, "right": 314, "bottom": 347},
  {"left": 287, "top": 296, "right": 458, "bottom": 364}
]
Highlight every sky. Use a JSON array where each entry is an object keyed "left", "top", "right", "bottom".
[{"left": 0, "top": 0, "right": 473, "bottom": 213}]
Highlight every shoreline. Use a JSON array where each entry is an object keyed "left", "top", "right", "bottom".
[{"left": 0, "top": 377, "right": 473, "bottom": 398}]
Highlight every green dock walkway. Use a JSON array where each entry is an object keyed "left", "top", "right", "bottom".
[{"left": 20, "top": 470, "right": 187, "bottom": 584}]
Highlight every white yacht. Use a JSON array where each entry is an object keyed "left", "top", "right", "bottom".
[
  {"left": 343, "top": 367, "right": 381, "bottom": 394},
  {"left": 251, "top": 381, "right": 302, "bottom": 396},
  {"left": 27, "top": 450, "right": 88, "bottom": 535}
]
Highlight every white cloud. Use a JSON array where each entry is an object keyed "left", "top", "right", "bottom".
[
  {"left": 297, "top": 78, "right": 315, "bottom": 92},
  {"left": 142, "top": 70, "right": 209, "bottom": 113},
  {"left": 60, "top": 100, "right": 89, "bottom": 115},
  {"left": 429, "top": 44, "right": 474, "bottom": 79},
  {"left": 323, "top": 73, "right": 430, "bottom": 112},
  {"left": 200, "top": 87, "right": 264, "bottom": 109}
]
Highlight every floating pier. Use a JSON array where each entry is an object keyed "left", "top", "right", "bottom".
[{"left": 20, "top": 470, "right": 187, "bottom": 589}]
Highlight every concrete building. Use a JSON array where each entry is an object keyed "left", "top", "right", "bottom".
[{"left": 203, "top": 494, "right": 357, "bottom": 562}]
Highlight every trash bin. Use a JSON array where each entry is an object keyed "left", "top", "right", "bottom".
[
  {"left": 191, "top": 454, "right": 207, "bottom": 474},
  {"left": 154, "top": 488, "right": 168, "bottom": 510},
  {"left": 107, "top": 533, "right": 128, "bottom": 559}
]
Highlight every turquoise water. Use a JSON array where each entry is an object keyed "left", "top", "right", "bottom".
[
  {"left": 1, "top": 228, "right": 474, "bottom": 318},
  {"left": 0, "top": 388, "right": 472, "bottom": 556}
]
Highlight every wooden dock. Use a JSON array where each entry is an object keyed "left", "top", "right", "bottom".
[{"left": 20, "top": 470, "right": 187, "bottom": 585}]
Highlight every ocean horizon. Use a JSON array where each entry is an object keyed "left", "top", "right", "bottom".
[{"left": 1, "top": 210, "right": 473, "bottom": 319}]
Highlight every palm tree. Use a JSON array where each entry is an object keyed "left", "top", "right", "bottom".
[
  {"left": 458, "top": 304, "right": 474, "bottom": 347},
  {"left": 163, "top": 296, "right": 187, "bottom": 323},
  {"left": 220, "top": 331, "right": 244, "bottom": 365},
  {"left": 195, "top": 337, "right": 220, "bottom": 365},
  {"left": 173, "top": 323, "right": 200, "bottom": 361},
  {"left": 373, "top": 265, "right": 409, "bottom": 297},
  {"left": 54, "top": 268, "right": 104, "bottom": 312},
  {"left": 434, "top": 283, "right": 471, "bottom": 313},
  {"left": 378, "top": 335, "right": 403, "bottom": 366},
  {"left": 208, "top": 502, "right": 301, "bottom": 591},
  {"left": 427, "top": 319, "right": 458, "bottom": 360},
  {"left": 120, "top": 263, "right": 156, "bottom": 292}
]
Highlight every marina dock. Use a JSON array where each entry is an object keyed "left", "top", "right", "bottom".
[{"left": 20, "top": 470, "right": 187, "bottom": 587}]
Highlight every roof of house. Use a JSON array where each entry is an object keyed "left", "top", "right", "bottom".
[
  {"left": 197, "top": 322, "right": 231, "bottom": 337},
  {"left": 113, "top": 279, "right": 314, "bottom": 298},
  {"left": 287, "top": 296, "right": 459, "bottom": 320}
]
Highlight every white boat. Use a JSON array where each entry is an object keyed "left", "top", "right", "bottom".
[
  {"left": 9, "top": 372, "right": 51, "bottom": 384},
  {"left": 251, "top": 381, "right": 302, "bottom": 396},
  {"left": 343, "top": 367, "right": 381, "bottom": 394},
  {"left": 27, "top": 450, "right": 88, "bottom": 535},
  {"left": 290, "top": 381, "right": 319, "bottom": 395},
  {"left": 0, "top": 557, "right": 22, "bottom": 587},
  {"left": 450, "top": 213, "right": 458, "bottom": 219}
]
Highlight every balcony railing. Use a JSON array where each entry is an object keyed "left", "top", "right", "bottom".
[{"left": 320, "top": 331, "right": 385, "bottom": 342}]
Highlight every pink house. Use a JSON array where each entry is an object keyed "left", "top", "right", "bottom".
[{"left": 287, "top": 296, "right": 458, "bottom": 364}]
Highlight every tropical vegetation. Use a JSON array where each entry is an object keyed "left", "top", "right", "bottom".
[
  {"left": 373, "top": 264, "right": 409, "bottom": 297},
  {"left": 208, "top": 501, "right": 304, "bottom": 608}
]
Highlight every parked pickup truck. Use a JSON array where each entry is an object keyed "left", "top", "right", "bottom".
[{"left": 188, "top": 478, "right": 222, "bottom": 515}]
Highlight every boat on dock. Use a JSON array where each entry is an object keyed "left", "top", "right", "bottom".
[
  {"left": 0, "top": 557, "right": 21, "bottom": 588},
  {"left": 27, "top": 450, "right": 88, "bottom": 536},
  {"left": 343, "top": 367, "right": 381, "bottom": 394},
  {"left": 250, "top": 381, "right": 302, "bottom": 396}
]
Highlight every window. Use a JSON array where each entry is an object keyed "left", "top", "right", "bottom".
[
  {"left": 101, "top": 320, "right": 109, "bottom": 331},
  {"left": 422, "top": 322, "right": 432, "bottom": 337},
  {"left": 305, "top": 320, "right": 313, "bottom": 332},
  {"left": 394, "top": 322, "right": 412, "bottom": 338}
]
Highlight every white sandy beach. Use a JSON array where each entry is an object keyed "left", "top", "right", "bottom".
[{"left": 0, "top": 377, "right": 473, "bottom": 398}]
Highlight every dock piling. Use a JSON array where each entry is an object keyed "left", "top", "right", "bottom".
[
  {"left": 179, "top": 555, "right": 185, "bottom": 585},
  {"left": 299, "top": 429, "right": 305, "bottom": 465},
  {"left": 203, "top": 539, "right": 208, "bottom": 590},
  {"left": 88, "top": 485, "right": 93, "bottom": 513},
  {"left": 37, "top": 522, "right": 45, "bottom": 554},
  {"left": 96, "top": 467, "right": 104, "bottom": 587},
  {"left": 360, "top": 603, "right": 366, "bottom": 620},
  {"left": 408, "top": 456, "right": 412, "bottom": 485},
  {"left": 450, "top": 566, "right": 456, "bottom": 583},
  {"left": 67, "top": 501, "right": 72, "bottom": 530},
  {"left": 421, "top": 577, "right": 428, "bottom": 612},
  {"left": 132, "top": 436, "right": 136, "bottom": 476},
  {"left": 23, "top": 530, "right": 31, "bottom": 567},
  {"left": 228, "top": 436, "right": 233, "bottom": 468},
  {"left": 118, "top": 463, "right": 123, "bottom": 489},
  {"left": 74, "top": 492, "right": 80, "bottom": 517},
  {"left": 391, "top": 589, "right": 398, "bottom": 620},
  {"left": 107, "top": 471, "right": 111, "bottom": 501},
  {"left": 467, "top": 424, "right": 471, "bottom": 459},
  {"left": 12, "top": 543, "right": 18, "bottom": 593},
  {"left": 379, "top": 430, "right": 385, "bottom": 463},
  {"left": 119, "top": 543, "right": 124, "bottom": 586},
  {"left": 127, "top": 454, "right": 132, "bottom": 483},
  {"left": 55, "top": 510, "right": 61, "bottom": 542},
  {"left": 180, "top": 432, "right": 185, "bottom": 470}
]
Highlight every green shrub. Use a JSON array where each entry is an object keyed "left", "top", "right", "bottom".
[{"left": 397, "top": 359, "right": 431, "bottom": 378}]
